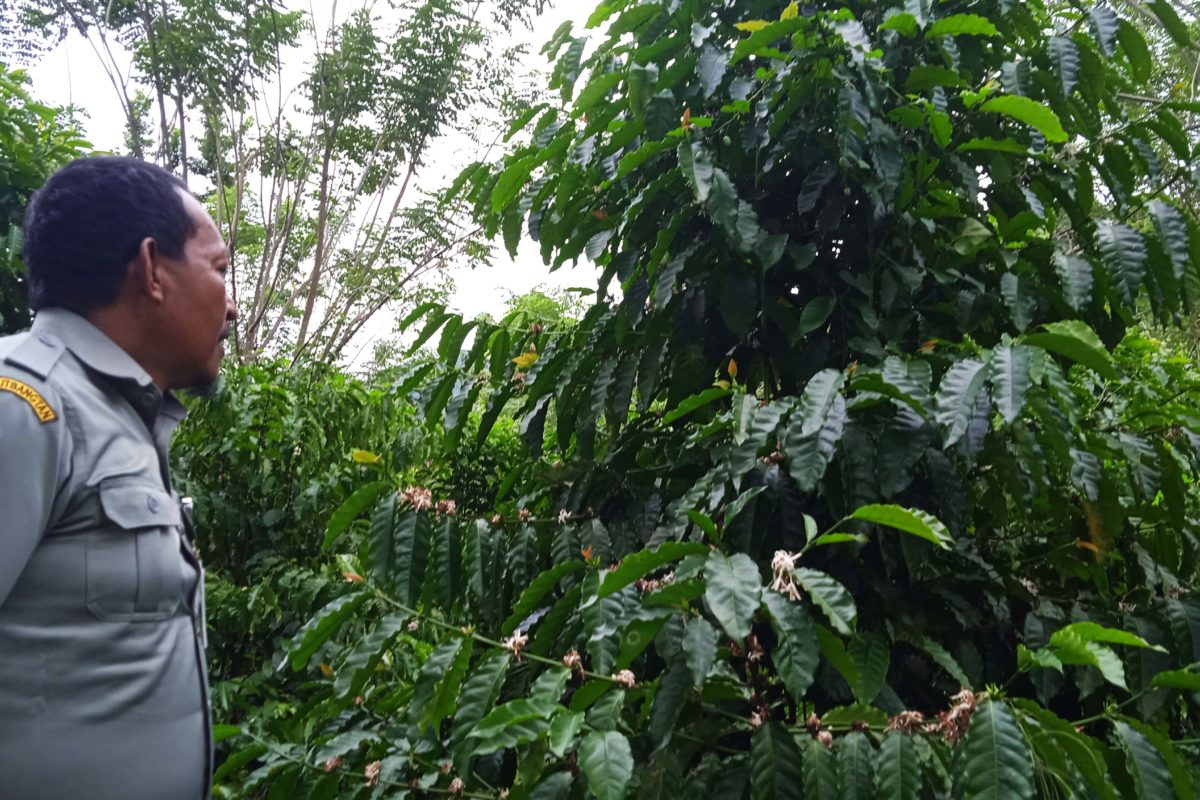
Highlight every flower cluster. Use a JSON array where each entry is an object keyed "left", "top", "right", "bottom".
[
  {"left": 501, "top": 631, "right": 529, "bottom": 659},
  {"left": 634, "top": 572, "right": 675, "bottom": 593},
  {"left": 769, "top": 550, "right": 802, "bottom": 601},
  {"left": 399, "top": 486, "right": 433, "bottom": 511},
  {"left": 924, "top": 689, "right": 977, "bottom": 743},
  {"left": 611, "top": 669, "right": 637, "bottom": 689},
  {"left": 887, "top": 710, "right": 925, "bottom": 733},
  {"left": 364, "top": 760, "right": 382, "bottom": 787},
  {"left": 435, "top": 499, "right": 457, "bottom": 517}
]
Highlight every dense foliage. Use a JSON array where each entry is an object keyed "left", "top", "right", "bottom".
[
  {"left": 205, "top": 1, "right": 1200, "bottom": 798},
  {"left": 170, "top": 360, "right": 528, "bottom": 713},
  {"left": 0, "top": 63, "right": 89, "bottom": 334}
]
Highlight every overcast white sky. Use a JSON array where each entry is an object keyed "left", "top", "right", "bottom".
[{"left": 25, "top": 1, "right": 597, "bottom": 341}]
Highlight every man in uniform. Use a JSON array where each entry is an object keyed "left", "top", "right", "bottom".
[{"left": 0, "top": 156, "right": 235, "bottom": 799}]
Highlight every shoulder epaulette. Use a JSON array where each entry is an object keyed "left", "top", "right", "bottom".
[{"left": 3, "top": 332, "right": 67, "bottom": 381}]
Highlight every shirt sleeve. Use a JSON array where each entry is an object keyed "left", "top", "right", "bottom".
[{"left": 0, "top": 378, "right": 71, "bottom": 607}]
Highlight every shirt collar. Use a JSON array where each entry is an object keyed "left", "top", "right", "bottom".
[
  {"left": 32, "top": 307, "right": 154, "bottom": 386},
  {"left": 31, "top": 307, "right": 187, "bottom": 426}
]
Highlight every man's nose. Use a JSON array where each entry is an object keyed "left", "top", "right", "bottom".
[{"left": 226, "top": 292, "right": 237, "bottom": 320}]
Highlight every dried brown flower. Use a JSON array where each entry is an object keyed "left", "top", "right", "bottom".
[
  {"left": 502, "top": 631, "right": 529, "bottom": 659},
  {"left": 364, "top": 760, "right": 382, "bottom": 787},
  {"left": 611, "top": 669, "right": 637, "bottom": 689},
  {"left": 323, "top": 756, "right": 343, "bottom": 773},
  {"left": 887, "top": 710, "right": 925, "bottom": 733}
]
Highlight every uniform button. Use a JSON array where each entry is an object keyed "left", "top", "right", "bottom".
[{"left": 147, "top": 496, "right": 160, "bottom": 514}]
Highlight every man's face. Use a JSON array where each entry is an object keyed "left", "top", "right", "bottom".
[{"left": 158, "top": 190, "right": 235, "bottom": 390}]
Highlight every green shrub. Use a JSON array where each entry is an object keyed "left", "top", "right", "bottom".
[{"left": 214, "top": 1, "right": 1200, "bottom": 798}]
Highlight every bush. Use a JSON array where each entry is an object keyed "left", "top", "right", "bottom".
[{"left": 213, "top": 1, "right": 1200, "bottom": 798}]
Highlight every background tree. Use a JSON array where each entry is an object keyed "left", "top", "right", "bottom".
[
  {"left": 8, "top": 0, "right": 550, "bottom": 365},
  {"left": 0, "top": 64, "right": 90, "bottom": 334}
]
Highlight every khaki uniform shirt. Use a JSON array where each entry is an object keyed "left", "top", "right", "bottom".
[{"left": 0, "top": 308, "right": 210, "bottom": 800}]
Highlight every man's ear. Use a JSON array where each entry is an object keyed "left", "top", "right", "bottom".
[{"left": 130, "top": 236, "right": 167, "bottom": 304}]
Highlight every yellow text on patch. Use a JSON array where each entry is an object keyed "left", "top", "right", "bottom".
[{"left": 0, "top": 378, "right": 57, "bottom": 423}]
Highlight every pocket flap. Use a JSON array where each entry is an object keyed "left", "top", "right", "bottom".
[{"left": 99, "top": 480, "right": 182, "bottom": 529}]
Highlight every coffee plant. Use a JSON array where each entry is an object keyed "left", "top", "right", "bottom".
[{"left": 215, "top": 0, "right": 1200, "bottom": 797}]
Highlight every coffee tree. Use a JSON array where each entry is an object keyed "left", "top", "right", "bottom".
[{"left": 219, "top": 1, "right": 1200, "bottom": 797}]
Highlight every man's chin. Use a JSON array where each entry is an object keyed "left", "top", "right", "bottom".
[{"left": 181, "top": 373, "right": 224, "bottom": 399}]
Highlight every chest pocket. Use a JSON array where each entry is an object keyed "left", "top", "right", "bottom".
[{"left": 86, "top": 478, "right": 185, "bottom": 622}]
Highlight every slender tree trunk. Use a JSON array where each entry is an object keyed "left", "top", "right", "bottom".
[{"left": 294, "top": 143, "right": 334, "bottom": 354}]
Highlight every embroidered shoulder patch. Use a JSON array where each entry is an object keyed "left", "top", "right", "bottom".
[{"left": 0, "top": 377, "right": 57, "bottom": 423}]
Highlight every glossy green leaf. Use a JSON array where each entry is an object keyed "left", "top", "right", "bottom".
[
  {"left": 1119, "top": 717, "right": 1195, "bottom": 800},
  {"left": 763, "top": 591, "right": 819, "bottom": 699},
  {"left": 1090, "top": 5, "right": 1119, "bottom": 56},
  {"left": 704, "top": 552, "right": 763, "bottom": 640},
  {"left": 848, "top": 633, "right": 890, "bottom": 704},
  {"left": 795, "top": 567, "right": 855, "bottom": 636},
  {"left": 407, "top": 637, "right": 466, "bottom": 727},
  {"left": 1146, "top": 0, "right": 1192, "bottom": 48},
  {"left": 413, "top": 636, "right": 472, "bottom": 732},
  {"left": 837, "top": 731, "right": 877, "bottom": 800},
  {"left": 1098, "top": 224, "right": 1147, "bottom": 307},
  {"left": 575, "top": 73, "right": 624, "bottom": 113},
  {"left": 934, "top": 358, "right": 989, "bottom": 446},
  {"left": 1053, "top": 253, "right": 1094, "bottom": 312},
  {"left": 953, "top": 699, "right": 1035, "bottom": 800},
  {"left": 1113, "top": 721, "right": 1175, "bottom": 800},
  {"left": 549, "top": 710, "right": 585, "bottom": 758},
  {"left": 927, "top": 14, "right": 997, "bottom": 37},
  {"left": 979, "top": 96, "right": 1067, "bottom": 142},
  {"left": 751, "top": 722, "right": 804, "bottom": 800},
  {"left": 804, "top": 737, "right": 839, "bottom": 800},
  {"left": 324, "top": 481, "right": 390, "bottom": 551},
  {"left": 1048, "top": 36, "right": 1079, "bottom": 96},
  {"left": 990, "top": 343, "right": 1033, "bottom": 424},
  {"left": 502, "top": 561, "right": 586, "bottom": 635},
  {"left": 1151, "top": 201, "right": 1190, "bottom": 281},
  {"left": 648, "top": 660, "right": 691, "bottom": 750},
  {"left": 875, "top": 733, "right": 920, "bottom": 800},
  {"left": 468, "top": 697, "right": 558, "bottom": 753},
  {"left": 451, "top": 652, "right": 511, "bottom": 772},
  {"left": 285, "top": 592, "right": 368, "bottom": 672},
  {"left": 848, "top": 504, "right": 952, "bottom": 549},
  {"left": 1151, "top": 667, "right": 1200, "bottom": 690},
  {"left": 793, "top": 369, "right": 846, "bottom": 437},
  {"left": 880, "top": 13, "right": 919, "bottom": 37},
  {"left": 597, "top": 542, "right": 709, "bottom": 601},
  {"left": 683, "top": 616, "right": 719, "bottom": 688},
  {"left": 664, "top": 387, "right": 732, "bottom": 425},
  {"left": 492, "top": 155, "right": 539, "bottom": 212},
  {"left": 679, "top": 140, "right": 714, "bottom": 203},
  {"left": 579, "top": 730, "right": 634, "bottom": 800},
  {"left": 1024, "top": 320, "right": 1118, "bottom": 380}
]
